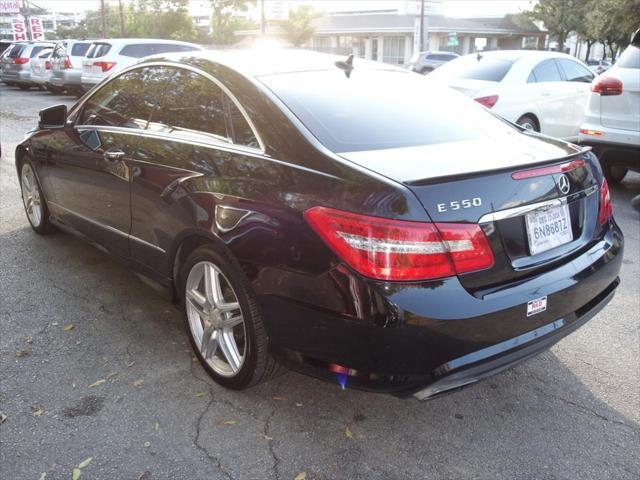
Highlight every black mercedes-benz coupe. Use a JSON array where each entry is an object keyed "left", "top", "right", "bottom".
[{"left": 16, "top": 50, "right": 623, "bottom": 399}]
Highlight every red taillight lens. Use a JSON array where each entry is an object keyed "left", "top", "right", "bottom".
[
  {"left": 93, "top": 61, "right": 116, "bottom": 72},
  {"left": 474, "top": 95, "right": 499, "bottom": 108},
  {"left": 45, "top": 60, "right": 51, "bottom": 70},
  {"left": 304, "top": 206, "right": 494, "bottom": 281},
  {"left": 591, "top": 77, "right": 623, "bottom": 96},
  {"left": 512, "top": 159, "right": 585, "bottom": 180},
  {"left": 63, "top": 56, "right": 73, "bottom": 69},
  {"left": 12, "top": 57, "right": 29, "bottom": 65},
  {"left": 598, "top": 178, "right": 613, "bottom": 225}
]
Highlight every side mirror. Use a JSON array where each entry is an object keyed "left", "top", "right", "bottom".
[{"left": 39, "top": 104, "right": 67, "bottom": 129}]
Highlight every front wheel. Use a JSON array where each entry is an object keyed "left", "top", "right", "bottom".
[
  {"left": 20, "top": 161, "right": 53, "bottom": 234},
  {"left": 181, "top": 245, "right": 281, "bottom": 390}
]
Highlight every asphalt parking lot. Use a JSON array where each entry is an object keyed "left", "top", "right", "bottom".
[{"left": 1, "top": 84, "right": 639, "bottom": 480}]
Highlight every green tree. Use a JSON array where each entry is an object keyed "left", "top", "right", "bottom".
[
  {"left": 279, "top": 5, "right": 319, "bottom": 47},
  {"left": 210, "top": 0, "right": 255, "bottom": 44},
  {"left": 586, "top": 0, "right": 640, "bottom": 60},
  {"left": 527, "top": 0, "right": 583, "bottom": 52}
]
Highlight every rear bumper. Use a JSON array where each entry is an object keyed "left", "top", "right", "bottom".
[
  {"left": 1, "top": 70, "right": 32, "bottom": 84},
  {"left": 260, "top": 223, "right": 623, "bottom": 396},
  {"left": 580, "top": 137, "right": 640, "bottom": 172},
  {"left": 50, "top": 69, "right": 82, "bottom": 88}
]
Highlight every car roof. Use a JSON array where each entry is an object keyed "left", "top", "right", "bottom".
[
  {"left": 89, "top": 38, "right": 201, "bottom": 47},
  {"left": 154, "top": 48, "right": 403, "bottom": 78}
]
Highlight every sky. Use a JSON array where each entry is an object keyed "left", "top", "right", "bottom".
[{"left": 31, "top": 0, "right": 536, "bottom": 18}]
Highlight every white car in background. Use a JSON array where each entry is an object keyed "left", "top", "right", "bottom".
[
  {"left": 29, "top": 47, "right": 53, "bottom": 89},
  {"left": 429, "top": 50, "right": 595, "bottom": 141},
  {"left": 81, "top": 38, "right": 203, "bottom": 91},
  {"left": 579, "top": 29, "right": 640, "bottom": 184}
]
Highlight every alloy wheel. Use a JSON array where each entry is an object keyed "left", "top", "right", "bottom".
[
  {"left": 21, "top": 163, "right": 43, "bottom": 228},
  {"left": 185, "top": 261, "right": 246, "bottom": 377}
]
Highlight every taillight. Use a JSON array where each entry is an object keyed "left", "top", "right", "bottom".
[
  {"left": 63, "top": 56, "right": 73, "bottom": 69},
  {"left": 304, "top": 206, "right": 494, "bottom": 281},
  {"left": 512, "top": 159, "right": 585, "bottom": 180},
  {"left": 93, "top": 61, "right": 116, "bottom": 72},
  {"left": 45, "top": 60, "right": 51, "bottom": 70},
  {"left": 474, "top": 95, "right": 499, "bottom": 108},
  {"left": 591, "top": 77, "right": 623, "bottom": 96},
  {"left": 598, "top": 178, "right": 613, "bottom": 225},
  {"left": 12, "top": 57, "right": 29, "bottom": 65}
]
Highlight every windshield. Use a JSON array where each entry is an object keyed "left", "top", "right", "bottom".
[
  {"left": 429, "top": 55, "right": 515, "bottom": 82},
  {"left": 262, "top": 69, "right": 519, "bottom": 153}
]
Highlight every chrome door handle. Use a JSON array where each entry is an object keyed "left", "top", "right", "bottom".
[{"left": 103, "top": 149, "right": 125, "bottom": 162}]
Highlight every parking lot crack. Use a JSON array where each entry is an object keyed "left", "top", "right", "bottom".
[{"left": 263, "top": 407, "right": 281, "bottom": 480}]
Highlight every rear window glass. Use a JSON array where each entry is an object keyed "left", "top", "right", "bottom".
[
  {"left": 7, "top": 44, "right": 26, "bottom": 58},
  {"left": 71, "top": 42, "right": 91, "bottom": 56},
  {"left": 618, "top": 45, "right": 640, "bottom": 69},
  {"left": 264, "top": 70, "right": 518, "bottom": 153},
  {"left": 30, "top": 46, "right": 51, "bottom": 57},
  {"left": 87, "top": 43, "right": 112, "bottom": 58},
  {"left": 430, "top": 56, "right": 513, "bottom": 82},
  {"left": 120, "top": 44, "right": 154, "bottom": 58}
]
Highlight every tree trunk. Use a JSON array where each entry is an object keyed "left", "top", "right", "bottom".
[
  {"left": 585, "top": 40, "right": 593, "bottom": 61},
  {"left": 601, "top": 41, "right": 607, "bottom": 60}
]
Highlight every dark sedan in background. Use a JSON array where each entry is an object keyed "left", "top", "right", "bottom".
[{"left": 16, "top": 50, "right": 622, "bottom": 399}]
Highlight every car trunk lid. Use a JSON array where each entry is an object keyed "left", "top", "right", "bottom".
[{"left": 339, "top": 134, "right": 602, "bottom": 291}]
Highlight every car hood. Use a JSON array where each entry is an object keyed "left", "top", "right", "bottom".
[{"left": 338, "top": 133, "right": 582, "bottom": 183}]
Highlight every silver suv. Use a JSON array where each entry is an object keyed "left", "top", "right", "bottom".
[
  {"left": 0, "top": 41, "right": 55, "bottom": 89},
  {"left": 49, "top": 40, "right": 93, "bottom": 95},
  {"left": 409, "top": 51, "right": 460, "bottom": 74}
]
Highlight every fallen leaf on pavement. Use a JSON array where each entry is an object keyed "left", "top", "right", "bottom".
[
  {"left": 31, "top": 405, "right": 43, "bottom": 416},
  {"left": 26, "top": 336, "right": 33, "bottom": 344},
  {"left": 0, "top": 412, "right": 7, "bottom": 424},
  {"left": 295, "top": 403, "right": 303, "bottom": 407},
  {"left": 143, "top": 441, "right": 151, "bottom": 448},
  {"left": 77, "top": 457, "right": 93, "bottom": 469},
  {"left": 71, "top": 468, "right": 81, "bottom": 480},
  {"left": 15, "top": 350, "right": 30, "bottom": 357},
  {"left": 133, "top": 379, "right": 144, "bottom": 387},
  {"left": 88, "top": 379, "right": 106, "bottom": 388},
  {"left": 154, "top": 422, "right": 159, "bottom": 431},
  {"left": 106, "top": 372, "right": 119, "bottom": 379},
  {"left": 218, "top": 420, "right": 238, "bottom": 426},
  {"left": 294, "top": 472, "right": 307, "bottom": 480},
  {"left": 52, "top": 322, "right": 59, "bottom": 326},
  {"left": 263, "top": 434, "right": 273, "bottom": 441},
  {"left": 195, "top": 392, "right": 207, "bottom": 397},
  {"left": 272, "top": 396, "right": 287, "bottom": 401},
  {"left": 127, "top": 361, "right": 135, "bottom": 367},
  {"left": 137, "top": 471, "right": 150, "bottom": 480},
  {"left": 38, "top": 473, "right": 46, "bottom": 480},
  {"left": 63, "top": 324, "right": 74, "bottom": 331},
  {"left": 345, "top": 426, "right": 353, "bottom": 438}
]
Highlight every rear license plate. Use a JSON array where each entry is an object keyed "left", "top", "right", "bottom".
[{"left": 525, "top": 203, "right": 573, "bottom": 255}]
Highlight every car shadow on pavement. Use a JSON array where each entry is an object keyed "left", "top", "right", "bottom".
[{"left": 1, "top": 217, "right": 638, "bottom": 480}]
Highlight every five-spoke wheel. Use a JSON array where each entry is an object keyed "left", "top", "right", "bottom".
[{"left": 20, "top": 161, "right": 52, "bottom": 234}]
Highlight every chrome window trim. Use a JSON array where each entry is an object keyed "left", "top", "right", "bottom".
[
  {"left": 478, "top": 185, "right": 598, "bottom": 223},
  {"left": 49, "top": 201, "right": 166, "bottom": 253},
  {"left": 69, "top": 61, "right": 266, "bottom": 153}
]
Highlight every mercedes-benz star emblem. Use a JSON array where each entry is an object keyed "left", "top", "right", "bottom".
[{"left": 557, "top": 174, "right": 570, "bottom": 195}]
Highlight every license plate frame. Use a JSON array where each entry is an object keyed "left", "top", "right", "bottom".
[{"left": 525, "top": 203, "right": 573, "bottom": 256}]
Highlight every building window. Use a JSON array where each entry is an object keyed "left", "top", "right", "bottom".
[
  {"left": 371, "top": 38, "right": 378, "bottom": 61},
  {"left": 383, "top": 36, "right": 405, "bottom": 65},
  {"left": 354, "top": 37, "right": 366, "bottom": 58}
]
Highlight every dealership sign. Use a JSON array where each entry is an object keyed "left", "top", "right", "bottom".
[
  {"left": 12, "top": 18, "right": 28, "bottom": 41},
  {"left": 0, "top": 0, "right": 21, "bottom": 15},
  {"left": 30, "top": 17, "right": 45, "bottom": 41}
]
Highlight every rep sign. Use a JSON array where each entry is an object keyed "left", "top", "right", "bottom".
[
  {"left": 0, "top": 0, "right": 21, "bottom": 15},
  {"left": 12, "top": 18, "right": 28, "bottom": 41},
  {"left": 30, "top": 17, "right": 45, "bottom": 41}
]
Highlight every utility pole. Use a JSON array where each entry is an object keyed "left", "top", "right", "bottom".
[
  {"left": 22, "top": 0, "right": 32, "bottom": 40},
  {"left": 419, "top": 0, "right": 425, "bottom": 51},
  {"left": 118, "top": 0, "right": 125, "bottom": 36},
  {"left": 101, "top": 0, "right": 107, "bottom": 38}
]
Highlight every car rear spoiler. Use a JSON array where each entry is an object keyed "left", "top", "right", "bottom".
[{"left": 632, "top": 28, "right": 640, "bottom": 46}]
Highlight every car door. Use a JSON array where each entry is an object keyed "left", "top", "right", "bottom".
[
  {"left": 128, "top": 66, "right": 262, "bottom": 277},
  {"left": 527, "top": 58, "right": 574, "bottom": 138},
  {"left": 45, "top": 67, "right": 163, "bottom": 257},
  {"left": 555, "top": 58, "right": 594, "bottom": 140}
]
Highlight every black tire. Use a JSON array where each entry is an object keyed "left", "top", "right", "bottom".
[
  {"left": 604, "top": 165, "right": 628, "bottom": 184},
  {"left": 516, "top": 114, "right": 539, "bottom": 132},
  {"left": 18, "top": 84, "right": 30, "bottom": 91},
  {"left": 47, "top": 86, "right": 64, "bottom": 94},
  {"left": 180, "top": 244, "right": 281, "bottom": 390},
  {"left": 19, "top": 159, "right": 54, "bottom": 234}
]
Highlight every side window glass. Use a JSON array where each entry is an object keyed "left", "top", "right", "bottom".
[
  {"left": 150, "top": 68, "right": 229, "bottom": 142},
  {"left": 558, "top": 59, "right": 594, "bottom": 83},
  {"left": 225, "top": 98, "right": 259, "bottom": 149},
  {"left": 78, "top": 67, "right": 166, "bottom": 129},
  {"left": 531, "top": 60, "right": 562, "bottom": 82}
]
